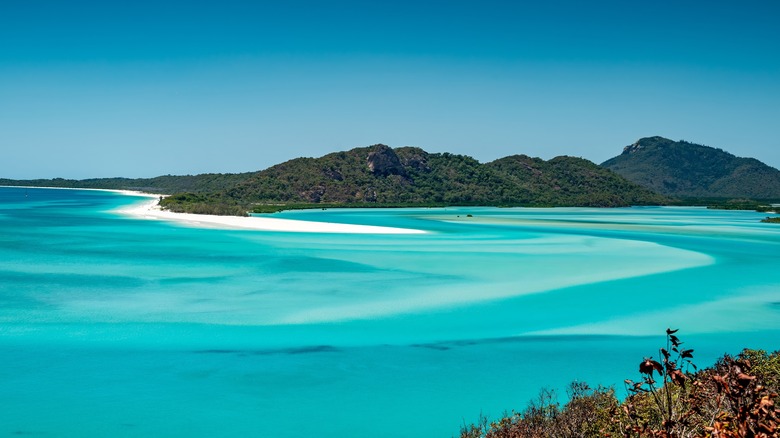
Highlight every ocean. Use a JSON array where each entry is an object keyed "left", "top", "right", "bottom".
[{"left": 1, "top": 187, "right": 778, "bottom": 437}]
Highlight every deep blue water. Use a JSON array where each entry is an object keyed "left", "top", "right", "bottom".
[{"left": 1, "top": 187, "right": 778, "bottom": 437}]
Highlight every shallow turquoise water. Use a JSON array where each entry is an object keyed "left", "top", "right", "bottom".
[{"left": 1, "top": 187, "right": 779, "bottom": 437}]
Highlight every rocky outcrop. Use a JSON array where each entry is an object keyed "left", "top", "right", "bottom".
[{"left": 366, "top": 144, "right": 407, "bottom": 177}]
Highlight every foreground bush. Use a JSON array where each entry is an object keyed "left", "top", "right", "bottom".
[{"left": 461, "top": 330, "right": 779, "bottom": 438}]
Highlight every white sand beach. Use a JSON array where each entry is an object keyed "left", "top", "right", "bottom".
[{"left": 117, "top": 197, "right": 427, "bottom": 234}]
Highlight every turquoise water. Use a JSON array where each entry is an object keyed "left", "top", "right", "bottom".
[{"left": 1, "top": 187, "right": 778, "bottom": 437}]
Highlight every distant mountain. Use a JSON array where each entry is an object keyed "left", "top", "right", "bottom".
[
  {"left": 0, "top": 173, "right": 254, "bottom": 195},
  {"left": 602, "top": 137, "right": 780, "bottom": 199}
]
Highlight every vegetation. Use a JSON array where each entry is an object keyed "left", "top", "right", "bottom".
[
  {"left": 706, "top": 200, "right": 776, "bottom": 212},
  {"left": 249, "top": 201, "right": 453, "bottom": 214},
  {"left": 2, "top": 144, "right": 668, "bottom": 215},
  {"left": 761, "top": 217, "right": 780, "bottom": 224},
  {"left": 602, "top": 137, "right": 780, "bottom": 199},
  {"left": 168, "top": 145, "right": 666, "bottom": 215},
  {"left": 159, "top": 193, "right": 249, "bottom": 216},
  {"left": 460, "top": 329, "right": 779, "bottom": 438},
  {"left": 16, "top": 137, "right": 780, "bottom": 217},
  {"left": 0, "top": 172, "right": 255, "bottom": 195}
]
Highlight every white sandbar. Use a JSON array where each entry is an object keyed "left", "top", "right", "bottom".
[{"left": 116, "top": 198, "right": 427, "bottom": 234}]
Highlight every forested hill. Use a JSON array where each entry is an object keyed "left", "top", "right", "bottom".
[
  {"left": 168, "top": 144, "right": 666, "bottom": 213},
  {"left": 2, "top": 144, "right": 668, "bottom": 215},
  {"left": 602, "top": 136, "right": 780, "bottom": 199}
]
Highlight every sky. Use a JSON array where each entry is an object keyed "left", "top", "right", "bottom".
[{"left": 1, "top": 0, "right": 779, "bottom": 179}]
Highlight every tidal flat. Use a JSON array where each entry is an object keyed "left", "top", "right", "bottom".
[{"left": 1, "top": 187, "right": 778, "bottom": 437}]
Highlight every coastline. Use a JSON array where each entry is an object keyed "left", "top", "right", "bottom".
[
  {"left": 1, "top": 185, "right": 425, "bottom": 234},
  {"left": 115, "top": 196, "right": 427, "bottom": 235},
  {"left": 0, "top": 185, "right": 161, "bottom": 198}
]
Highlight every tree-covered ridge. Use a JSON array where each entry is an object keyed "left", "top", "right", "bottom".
[
  {"left": 195, "top": 144, "right": 667, "bottom": 213},
  {"left": 3, "top": 143, "right": 667, "bottom": 215},
  {"left": 602, "top": 136, "right": 780, "bottom": 199},
  {"left": 487, "top": 154, "right": 666, "bottom": 207}
]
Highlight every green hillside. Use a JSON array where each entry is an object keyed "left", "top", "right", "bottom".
[
  {"left": 2, "top": 143, "right": 668, "bottom": 215},
  {"left": 602, "top": 136, "right": 780, "bottom": 199},
  {"left": 165, "top": 144, "right": 666, "bottom": 214}
]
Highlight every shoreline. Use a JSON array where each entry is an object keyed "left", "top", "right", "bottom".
[
  {"left": 115, "top": 197, "right": 428, "bottom": 235},
  {"left": 0, "top": 185, "right": 161, "bottom": 198},
  {"left": 3, "top": 185, "right": 426, "bottom": 234}
]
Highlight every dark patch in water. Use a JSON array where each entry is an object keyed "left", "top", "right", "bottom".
[
  {"left": 267, "top": 257, "right": 374, "bottom": 273},
  {"left": 159, "top": 275, "right": 232, "bottom": 285},
  {"left": 412, "top": 334, "right": 633, "bottom": 351},
  {"left": 411, "top": 344, "right": 451, "bottom": 351},
  {"left": 194, "top": 345, "right": 340, "bottom": 356},
  {"left": 196, "top": 349, "right": 239, "bottom": 354},
  {"left": 283, "top": 345, "right": 339, "bottom": 355},
  {"left": 0, "top": 270, "right": 145, "bottom": 289}
]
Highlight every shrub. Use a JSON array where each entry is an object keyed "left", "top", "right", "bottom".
[{"left": 460, "top": 330, "right": 779, "bottom": 438}]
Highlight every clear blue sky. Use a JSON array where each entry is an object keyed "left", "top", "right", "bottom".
[{"left": 2, "top": 0, "right": 779, "bottom": 179}]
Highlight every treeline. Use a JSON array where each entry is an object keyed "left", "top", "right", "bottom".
[
  {"left": 460, "top": 330, "right": 779, "bottom": 438},
  {"left": 164, "top": 145, "right": 667, "bottom": 215},
  {"left": 0, "top": 172, "right": 254, "bottom": 195},
  {"left": 703, "top": 200, "right": 777, "bottom": 212},
  {"left": 159, "top": 193, "right": 249, "bottom": 216},
  {"left": 6, "top": 138, "right": 780, "bottom": 217},
  {"left": 1, "top": 144, "right": 668, "bottom": 216}
]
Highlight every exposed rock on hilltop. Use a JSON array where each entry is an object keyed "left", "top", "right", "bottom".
[
  {"left": 602, "top": 137, "right": 780, "bottom": 199},
  {"left": 367, "top": 144, "right": 407, "bottom": 177}
]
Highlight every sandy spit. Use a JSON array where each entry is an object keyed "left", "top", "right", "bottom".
[{"left": 116, "top": 197, "right": 427, "bottom": 234}]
